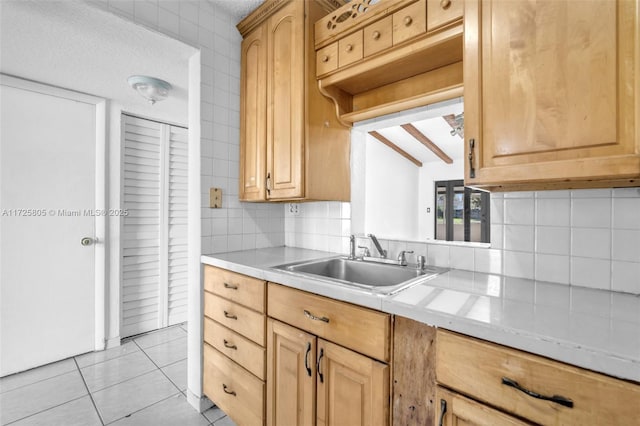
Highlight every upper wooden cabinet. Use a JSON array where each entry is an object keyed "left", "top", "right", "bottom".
[
  {"left": 238, "top": 0, "right": 351, "bottom": 202},
  {"left": 464, "top": 0, "right": 640, "bottom": 191},
  {"left": 314, "top": 0, "right": 464, "bottom": 124}
]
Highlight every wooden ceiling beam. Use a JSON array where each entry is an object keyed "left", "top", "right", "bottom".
[
  {"left": 400, "top": 123, "right": 453, "bottom": 164},
  {"left": 368, "top": 131, "right": 423, "bottom": 167}
]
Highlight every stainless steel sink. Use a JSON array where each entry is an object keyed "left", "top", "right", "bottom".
[{"left": 273, "top": 256, "right": 447, "bottom": 295}]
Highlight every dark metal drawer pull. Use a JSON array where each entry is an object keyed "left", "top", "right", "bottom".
[
  {"left": 222, "top": 383, "right": 236, "bottom": 396},
  {"left": 438, "top": 399, "right": 447, "bottom": 426},
  {"left": 317, "top": 348, "right": 325, "bottom": 383},
  {"left": 223, "top": 282, "right": 238, "bottom": 290},
  {"left": 223, "top": 311, "right": 237, "bottom": 320},
  {"left": 303, "top": 309, "right": 329, "bottom": 323},
  {"left": 223, "top": 339, "right": 237, "bottom": 350},
  {"left": 501, "top": 377, "right": 573, "bottom": 408},
  {"left": 304, "top": 342, "right": 312, "bottom": 377}
]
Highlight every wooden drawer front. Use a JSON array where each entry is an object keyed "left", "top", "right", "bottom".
[
  {"left": 338, "top": 30, "right": 363, "bottom": 68},
  {"left": 204, "top": 317, "right": 265, "bottom": 380},
  {"left": 427, "top": 0, "right": 462, "bottom": 32},
  {"left": 267, "top": 283, "right": 390, "bottom": 362},
  {"left": 316, "top": 42, "right": 338, "bottom": 76},
  {"left": 436, "top": 386, "right": 529, "bottom": 426},
  {"left": 364, "top": 15, "right": 392, "bottom": 57},
  {"left": 436, "top": 330, "right": 640, "bottom": 425},
  {"left": 203, "top": 265, "right": 265, "bottom": 313},
  {"left": 204, "top": 291, "right": 265, "bottom": 346},
  {"left": 392, "top": 0, "right": 426, "bottom": 45},
  {"left": 203, "top": 344, "right": 264, "bottom": 426}
]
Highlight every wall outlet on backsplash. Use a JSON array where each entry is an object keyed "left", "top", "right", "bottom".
[{"left": 287, "top": 203, "right": 300, "bottom": 216}]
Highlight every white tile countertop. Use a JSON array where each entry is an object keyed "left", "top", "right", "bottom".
[{"left": 201, "top": 247, "right": 640, "bottom": 383}]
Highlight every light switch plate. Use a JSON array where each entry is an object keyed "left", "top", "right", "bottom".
[{"left": 210, "top": 188, "right": 222, "bottom": 208}]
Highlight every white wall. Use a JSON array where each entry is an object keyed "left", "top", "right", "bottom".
[{"left": 364, "top": 133, "right": 420, "bottom": 241}]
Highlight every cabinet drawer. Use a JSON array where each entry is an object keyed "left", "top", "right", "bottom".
[
  {"left": 436, "top": 330, "right": 640, "bottom": 425},
  {"left": 267, "top": 283, "right": 390, "bottom": 362},
  {"left": 364, "top": 15, "right": 392, "bottom": 57},
  {"left": 204, "top": 291, "right": 265, "bottom": 346},
  {"left": 427, "top": 0, "right": 462, "bottom": 32},
  {"left": 203, "top": 344, "right": 264, "bottom": 426},
  {"left": 392, "top": 0, "right": 426, "bottom": 45},
  {"left": 204, "top": 317, "right": 265, "bottom": 380},
  {"left": 203, "top": 265, "right": 265, "bottom": 313},
  {"left": 316, "top": 42, "right": 338, "bottom": 76},
  {"left": 338, "top": 30, "right": 363, "bottom": 68}
]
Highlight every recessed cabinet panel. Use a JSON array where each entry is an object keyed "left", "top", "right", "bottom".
[
  {"left": 464, "top": 0, "right": 640, "bottom": 188},
  {"left": 266, "top": 1, "right": 304, "bottom": 199},
  {"left": 239, "top": 26, "right": 267, "bottom": 201},
  {"left": 316, "top": 339, "right": 389, "bottom": 426},
  {"left": 266, "top": 319, "right": 316, "bottom": 426}
]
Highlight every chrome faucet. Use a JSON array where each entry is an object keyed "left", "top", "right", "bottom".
[
  {"left": 397, "top": 250, "right": 414, "bottom": 266},
  {"left": 367, "top": 234, "right": 387, "bottom": 258},
  {"left": 358, "top": 245, "right": 371, "bottom": 257}
]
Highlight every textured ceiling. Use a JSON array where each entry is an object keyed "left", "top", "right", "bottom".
[
  {"left": 209, "top": 0, "right": 264, "bottom": 22},
  {"left": 1, "top": 1, "right": 197, "bottom": 124}
]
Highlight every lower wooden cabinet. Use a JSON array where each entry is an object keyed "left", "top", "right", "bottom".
[
  {"left": 435, "top": 386, "right": 528, "bottom": 426},
  {"left": 267, "top": 318, "right": 389, "bottom": 426},
  {"left": 267, "top": 284, "right": 391, "bottom": 426}
]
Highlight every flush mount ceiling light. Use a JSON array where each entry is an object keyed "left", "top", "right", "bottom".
[{"left": 127, "top": 75, "right": 172, "bottom": 105}]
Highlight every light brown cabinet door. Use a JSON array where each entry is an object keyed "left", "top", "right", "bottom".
[
  {"left": 239, "top": 24, "right": 267, "bottom": 201},
  {"left": 435, "top": 387, "right": 528, "bottom": 426},
  {"left": 266, "top": 319, "right": 315, "bottom": 426},
  {"left": 266, "top": 0, "right": 304, "bottom": 199},
  {"left": 464, "top": 0, "right": 640, "bottom": 189},
  {"left": 316, "top": 339, "right": 389, "bottom": 426}
]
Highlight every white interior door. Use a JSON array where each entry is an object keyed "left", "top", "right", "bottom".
[{"left": 0, "top": 77, "right": 105, "bottom": 376}]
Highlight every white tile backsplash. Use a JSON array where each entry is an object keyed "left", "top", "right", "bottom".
[{"left": 284, "top": 189, "right": 640, "bottom": 295}]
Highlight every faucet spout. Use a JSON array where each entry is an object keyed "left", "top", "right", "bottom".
[{"left": 367, "top": 234, "right": 387, "bottom": 258}]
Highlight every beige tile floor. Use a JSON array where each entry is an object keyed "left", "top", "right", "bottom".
[{"left": 0, "top": 324, "right": 234, "bottom": 426}]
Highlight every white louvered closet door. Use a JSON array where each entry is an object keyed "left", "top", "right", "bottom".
[{"left": 121, "top": 115, "right": 188, "bottom": 338}]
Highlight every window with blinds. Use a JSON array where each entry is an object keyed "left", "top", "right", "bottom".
[{"left": 121, "top": 114, "right": 188, "bottom": 338}]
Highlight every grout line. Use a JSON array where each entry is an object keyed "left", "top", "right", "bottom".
[
  {"left": 133, "top": 339, "right": 185, "bottom": 394},
  {"left": 102, "top": 392, "right": 183, "bottom": 426},
  {"left": 75, "top": 341, "right": 142, "bottom": 370},
  {"left": 3, "top": 394, "right": 89, "bottom": 426},
  {"left": 0, "top": 359, "right": 77, "bottom": 395},
  {"left": 74, "top": 358, "right": 106, "bottom": 426}
]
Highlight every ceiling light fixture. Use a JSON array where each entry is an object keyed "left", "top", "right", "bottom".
[{"left": 127, "top": 75, "right": 172, "bottom": 105}]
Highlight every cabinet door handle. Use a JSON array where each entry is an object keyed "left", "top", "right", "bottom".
[
  {"left": 438, "top": 399, "right": 447, "bottom": 426},
  {"left": 266, "top": 172, "right": 271, "bottom": 195},
  {"left": 304, "top": 342, "right": 312, "bottom": 377},
  {"left": 321, "top": 55, "right": 329, "bottom": 63},
  {"left": 440, "top": 0, "right": 452, "bottom": 9},
  {"left": 372, "top": 30, "right": 381, "bottom": 40},
  {"left": 222, "top": 383, "right": 236, "bottom": 396},
  {"left": 501, "top": 377, "right": 574, "bottom": 408},
  {"left": 345, "top": 43, "right": 353, "bottom": 52},
  {"left": 404, "top": 16, "right": 413, "bottom": 26},
  {"left": 223, "top": 282, "right": 238, "bottom": 290},
  {"left": 468, "top": 138, "right": 476, "bottom": 178},
  {"left": 223, "top": 310, "right": 237, "bottom": 320},
  {"left": 304, "top": 309, "right": 329, "bottom": 323},
  {"left": 223, "top": 339, "right": 237, "bottom": 350},
  {"left": 316, "top": 348, "right": 324, "bottom": 383}
]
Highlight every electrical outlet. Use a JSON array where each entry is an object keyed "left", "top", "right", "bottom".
[{"left": 288, "top": 203, "right": 300, "bottom": 216}]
